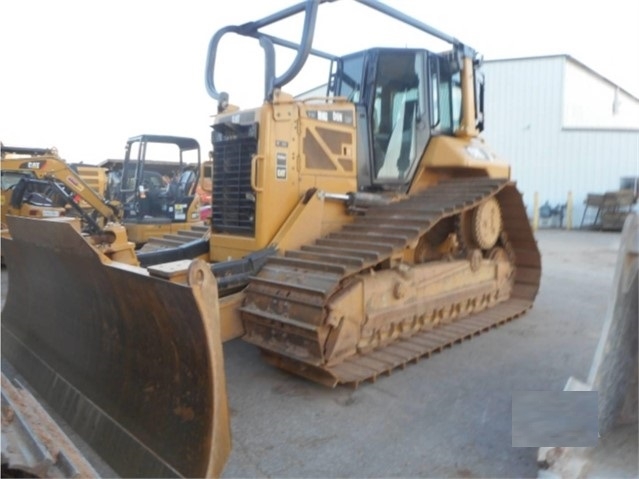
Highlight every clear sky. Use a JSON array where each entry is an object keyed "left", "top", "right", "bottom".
[{"left": 1, "top": 0, "right": 638, "bottom": 164}]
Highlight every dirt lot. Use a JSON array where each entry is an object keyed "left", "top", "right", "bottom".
[
  {"left": 218, "top": 229, "right": 625, "bottom": 478},
  {"left": 0, "top": 228, "right": 633, "bottom": 478}
]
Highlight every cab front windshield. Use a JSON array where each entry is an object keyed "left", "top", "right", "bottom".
[{"left": 331, "top": 49, "right": 464, "bottom": 184}]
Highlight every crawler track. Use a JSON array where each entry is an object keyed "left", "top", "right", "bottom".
[{"left": 241, "top": 178, "right": 541, "bottom": 386}]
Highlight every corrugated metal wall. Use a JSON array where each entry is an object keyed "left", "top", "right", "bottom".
[{"left": 481, "top": 56, "right": 639, "bottom": 227}]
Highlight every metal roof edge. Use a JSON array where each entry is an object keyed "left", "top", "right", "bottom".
[{"left": 484, "top": 54, "right": 639, "bottom": 101}]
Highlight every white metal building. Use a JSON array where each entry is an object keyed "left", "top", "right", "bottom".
[
  {"left": 296, "top": 54, "right": 639, "bottom": 227},
  {"left": 481, "top": 55, "right": 639, "bottom": 227}
]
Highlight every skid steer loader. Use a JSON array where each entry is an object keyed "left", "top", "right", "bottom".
[{"left": 1, "top": 0, "right": 541, "bottom": 477}]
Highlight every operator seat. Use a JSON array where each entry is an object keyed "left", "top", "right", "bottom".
[{"left": 177, "top": 170, "right": 196, "bottom": 199}]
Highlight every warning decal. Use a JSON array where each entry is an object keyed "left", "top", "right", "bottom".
[{"left": 276, "top": 152, "right": 287, "bottom": 180}]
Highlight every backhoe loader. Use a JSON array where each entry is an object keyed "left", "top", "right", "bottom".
[{"left": 1, "top": 1, "right": 541, "bottom": 477}]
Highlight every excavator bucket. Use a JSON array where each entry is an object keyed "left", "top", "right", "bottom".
[{"left": 1, "top": 216, "right": 230, "bottom": 478}]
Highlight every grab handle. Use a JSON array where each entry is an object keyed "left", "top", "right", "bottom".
[{"left": 251, "top": 155, "right": 265, "bottom": 192}]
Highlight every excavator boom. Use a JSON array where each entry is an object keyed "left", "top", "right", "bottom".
[{"left": 1, "top": 147, "right": 121, "bottom": 228}]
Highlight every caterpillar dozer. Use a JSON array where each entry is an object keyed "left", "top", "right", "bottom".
[{"left": 1, "top": 0, "right": 541, "bottom": 477}]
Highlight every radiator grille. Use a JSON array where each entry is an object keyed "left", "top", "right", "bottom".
[{"left": 211, "top": 124, "right": 258, "bottom": 235}]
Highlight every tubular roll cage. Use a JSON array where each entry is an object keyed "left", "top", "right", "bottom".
[{"left": 205, "top": 0, "right": 476, "bottom": 102}]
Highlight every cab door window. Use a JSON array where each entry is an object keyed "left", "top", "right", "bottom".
[{"left": 372, "top": 51, "right": 426, "bottom": 181}]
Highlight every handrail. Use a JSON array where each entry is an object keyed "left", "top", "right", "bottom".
[{"left": 205, "top": 0, "right": 322, "bottom": 101}]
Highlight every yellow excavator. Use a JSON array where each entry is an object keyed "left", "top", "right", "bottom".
[
  {"left": 0, "top": 145, "right": 139, "bottom": 264},
  {"left": 1, "top": 1, "right": 541, "bottom": 477},
  {"left": 109, "top": 134, "right": 204, "bottom": 246},
  {"left": 1, "top": 145, "right": 119, "bottom": 230},
  {"left": 1, "top": 135, "right": 204, "bottom": 248}
]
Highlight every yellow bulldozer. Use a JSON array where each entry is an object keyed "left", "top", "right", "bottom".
[{"left": 1, "top": 1, "right": 541, "bottom": 477}]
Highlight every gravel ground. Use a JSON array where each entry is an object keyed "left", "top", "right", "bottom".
[{"left": 0, "top": 228, "right": 631, "bottom": 478}]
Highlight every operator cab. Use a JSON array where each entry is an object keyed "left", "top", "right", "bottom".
[
  {"left": 329, "top": 48, "right": 474, "bottom": 190},
  {"left": 117, "top": 135, "right": 201, "bottom": 223}
]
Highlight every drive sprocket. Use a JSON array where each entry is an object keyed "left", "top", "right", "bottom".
[{"left": 459, "top": 196, "right": 502, "bottom": 251}]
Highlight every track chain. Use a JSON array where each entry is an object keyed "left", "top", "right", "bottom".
[{"left": 241, "top": 178, "right": 541, "bottom": 386}]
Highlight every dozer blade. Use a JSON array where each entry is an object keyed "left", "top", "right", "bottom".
[{"left": 1, "top": 216, "right": 230, "bottom": 478}]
